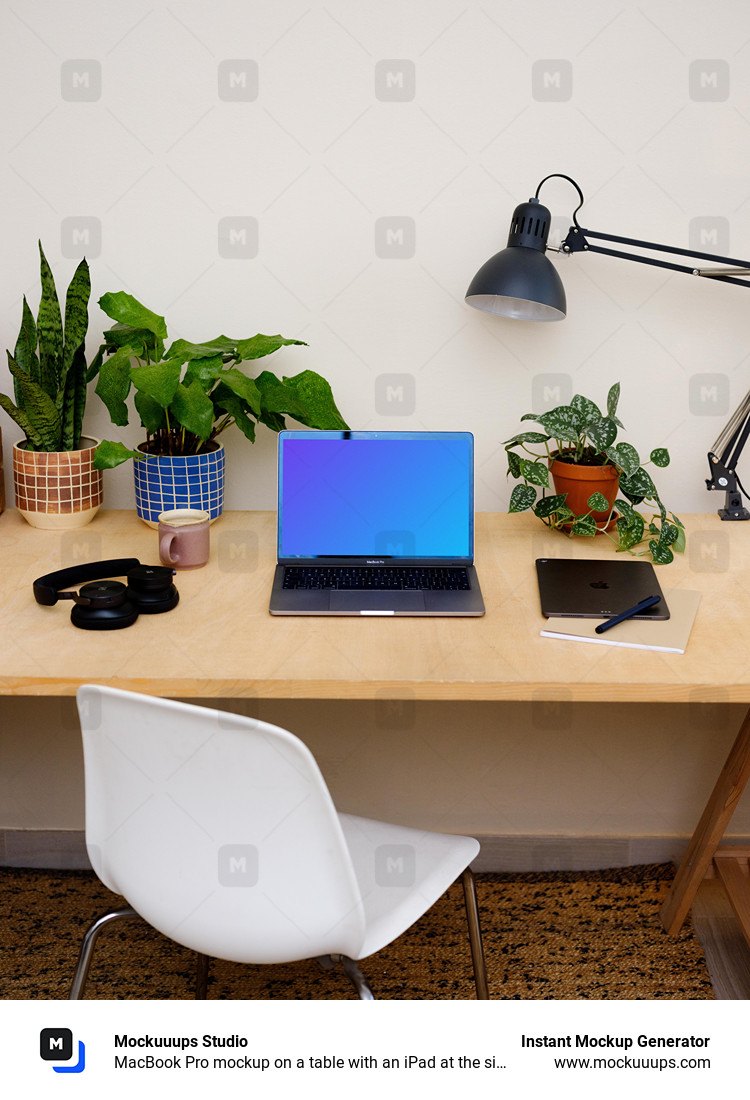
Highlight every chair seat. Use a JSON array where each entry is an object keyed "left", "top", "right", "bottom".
[{"left": 338, "top": 813, "right": 479, "bottom": 959}]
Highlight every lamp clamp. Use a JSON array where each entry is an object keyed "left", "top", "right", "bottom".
[{"left": 706, "top": 453, "right": 750, "bottom": 520}]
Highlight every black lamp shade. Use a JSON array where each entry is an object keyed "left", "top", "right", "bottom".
[{"left": 466, "top": 198, "right": 566, "bottom": 321}]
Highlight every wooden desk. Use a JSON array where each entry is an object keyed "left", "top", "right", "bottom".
[
  {"left": 3, "top": 508, "right": 750, "bottom": 702},
  {"left": 3, "top": 508, "right": 750, "bottom": 936}
]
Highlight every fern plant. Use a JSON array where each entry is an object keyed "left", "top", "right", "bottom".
[{"left": 0, "top": 242, "right": 95, "bottom": 451}]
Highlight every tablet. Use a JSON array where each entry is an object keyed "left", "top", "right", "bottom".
[{"left": 535, "top": 558, "right": 670, "bottom": 620}]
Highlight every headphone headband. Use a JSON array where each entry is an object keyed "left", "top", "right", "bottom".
[{"left": 33, "top": 559, "right": 142, "bottom": 606}]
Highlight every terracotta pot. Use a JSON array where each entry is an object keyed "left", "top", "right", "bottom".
[
  {"left": 549, "top": 456, "right": 619, "bottom": 530},
  {"left": 13, "top": 436, "right": 103, "bottom": 530}
]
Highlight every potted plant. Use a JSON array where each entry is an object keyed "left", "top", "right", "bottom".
[
  {"left": 0, "top": 242, "right": 103, "bottom": 529},
  {"left": 504, "top": 382, "right": 685, "bottom": 564},
  {"left": 90, "top": 292, "right": 349, "bottom": 525}
]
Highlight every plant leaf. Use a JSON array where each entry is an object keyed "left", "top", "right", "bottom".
[
  {"left": 607, "top": 382, "right": 621, "bottom": 421},
  {"left": 607, "top": 442, "right": 640, "bottom": 477},
  {"left": 5, "top": 353, "right": 62, "bottom": 450},
  {"left": 657, "top": 522, "right": 680, "bottom": 546},
  {"left": 533, "top": 493, "right": 567, "bottom": 518},
  {"left": 586, "top": 416, "right": 617, "bottom": 451},
  {"left": 61, "top": 342, "right": 87, "bottom": 450},
  {"left": 92, "top": 440, "right": 145, "bottom": 470},
  {"left": 183, "top": 355, "right": 225, "bottom": 390},
  {"left": 619, "top": 466, "right": 656, "bottom": 502},
  {"left": 650, "top": 447, "right": 670, "bottom": 467},
  {"left": 274, "top": 370, "right": 349, "bottom": 430},
  {"left": 211, "top": 383, "right": 257, "bottom": 443},
  {"left": 95, "top": 345, "right": 135, "bottom": 426},
  {"left": 570, "top": 394, "right": 601, "bottom": 423},
  {"left": 614, "top": 496, "right": 636, "bottom": 518},
  {"left": 509, "top": 484, "right": 536, "bottom": 512},
  {"left": 134, "top": 390, "right": 166, "bottom": 434},
  {"left": 649, "top": 539, "right": 674, "bottom": 565},
  {"left": 85, "top": 343, "right": 106, "bottom": 385},
  {"left": 587, "top": 491, "right": 611, "bottom": 511},
  {"left": 0, "top": 391, "right": 46, "bottom": 449},
  {"left": 615, "top": 512, "right": 645, "bottom": 550},
  {"left": 571, "top": 514, "right": 597, "bottom": 536},
  {"left": 235, "top": 333, "right": 307, "bottom": 360},
  {"left": 99, "top": 292, "right": 168, "bottom": 339},
  {"left": 103, "top": 323, "right": 165, "bottom": 361},
  {"left": 13, "top": 298, "right": 40, "bottom": 396},
  {"left": 61, "top": 257, "right": 90, "bottom": 392},
  {"left": 519, "top": 459, "right": 550, "bottom": 487},
  {"left": 506, "top": 449, "right": 522, "bottom": 479},
  {"left": 165, "top": 336, "right": 238, "bottom": 362},
  {"left": 503, "top": 431, "right": 550, "bottom": 445},
  {"left": 36, "top": 241, "right": 63, "bottom": 400},
  {"left": 130, "top": 359, "right": 181, "bottom": 408},
  {"left": 170, "top": 380, "right": 216, "bottom": 440},
  {"left": 536, "top": 406, "right": 583, "bottom": 441},
  {"left": 216, "top": 367, "right": 262, "bottom": 417}
]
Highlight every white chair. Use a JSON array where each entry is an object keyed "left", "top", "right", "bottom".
[{"left": 71, "top": 684, "right": 488, "bottom": 999}]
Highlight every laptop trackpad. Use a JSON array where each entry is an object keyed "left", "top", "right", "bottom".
[{"left": 329, "top": 591, "right": 426, "bottom": 613}]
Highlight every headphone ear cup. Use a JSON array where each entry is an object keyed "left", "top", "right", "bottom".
[
  {"left": 69, "top": 581, "right": 140, "bottom": 631},
  {"left": 126, "top": 565, "right": 179, "bottom": 614}
]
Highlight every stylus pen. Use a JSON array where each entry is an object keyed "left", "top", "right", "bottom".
[{"left": 594, "top": 595, "right": 661, "bottom": 634}]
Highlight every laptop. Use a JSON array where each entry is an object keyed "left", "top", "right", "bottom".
[
  {"left": 269, "top": 430, "right": 485, "bottom": 616},
  {"left": 535, "top": 558, "right": 670, "bottom": 620}
]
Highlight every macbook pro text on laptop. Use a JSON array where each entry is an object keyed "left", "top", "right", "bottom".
[{"left": 269, "top": 430, "right": 485, "bottom": 616}]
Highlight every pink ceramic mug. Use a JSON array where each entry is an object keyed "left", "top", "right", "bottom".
[{"left": 158, "top": 509, "right": 210, "bottom": 570}]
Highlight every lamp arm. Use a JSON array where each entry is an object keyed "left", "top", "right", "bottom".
[{"left": 561, "top": 226, "right": 750, "bottom": 289}]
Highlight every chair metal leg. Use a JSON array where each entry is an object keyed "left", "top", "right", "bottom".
[
  {"left": 461, "top": 868, "right": 489, "bottom": 999},
  {"left": 69, "top": 906, "right": 138, "bottom": 999},
  {"left": 195, "top": 953, "right": 210, "bottom": 999},
  {"left": 333, "top": 954, "right": 375, "bottom": 1000}
]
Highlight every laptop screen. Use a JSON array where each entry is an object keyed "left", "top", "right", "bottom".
[{"left": 277, "top": 431, "right": 474, "bottom": 560}]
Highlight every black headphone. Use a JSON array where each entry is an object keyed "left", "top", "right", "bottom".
[{"left": 33, "top": 558, "right": 179, "bottom": 630}]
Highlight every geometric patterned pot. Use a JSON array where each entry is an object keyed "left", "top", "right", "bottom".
[
  {"left": 13, "top": 436, "right": 103, "bottom": 530},
  {"left": 133, "top": 441, "right": 225, "bottom": 528}
]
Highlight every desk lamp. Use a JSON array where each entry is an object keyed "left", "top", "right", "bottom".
[{"left": 466, "top": 173, "right": 750, "bottom": 518}]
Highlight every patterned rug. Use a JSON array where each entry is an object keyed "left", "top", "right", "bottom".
[{"left": 0, "top": 863, "right": 713, "bottom": 1000}]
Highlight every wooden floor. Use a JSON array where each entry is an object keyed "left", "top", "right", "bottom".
[{"left": 692, "top": 878, "right": 750, "bottom": 998}]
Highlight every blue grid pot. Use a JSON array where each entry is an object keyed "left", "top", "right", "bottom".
[{"left": 133, "top": 442, "right": 225, "bottom": 527}]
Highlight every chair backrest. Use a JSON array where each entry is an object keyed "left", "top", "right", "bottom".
[{"left": 76, "top": 684, "right": 366, "bottom": 964}]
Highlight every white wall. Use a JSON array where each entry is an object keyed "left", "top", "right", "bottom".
[{"left": 2, "top": 0, "right": 749, "bottom": 515}]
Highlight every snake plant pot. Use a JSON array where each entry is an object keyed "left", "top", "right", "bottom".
[
  {"left": 13, "top": 436, "right": 103, "bottom": 530},
  {"left": 549, "top": 456, "right": 619, "bottom": 531},
  {"left": 133, "top": 441, "right": 225, "bottom": 528}
]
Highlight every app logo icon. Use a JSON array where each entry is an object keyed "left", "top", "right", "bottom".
[{"left": 40, "top": 1029, "right": 86, "bottom": 1073}]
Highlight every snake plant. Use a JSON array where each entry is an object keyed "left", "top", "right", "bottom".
[{"left": 0, "top": 242, "right": 96, "bottom": 451}]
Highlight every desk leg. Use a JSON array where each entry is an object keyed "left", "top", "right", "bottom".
[{"left": 661, "top": 704, "right": 750, "bottom": 936}]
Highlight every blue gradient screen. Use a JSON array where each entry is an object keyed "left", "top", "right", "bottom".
[{"left": 278, "top": 432, "right": 473, "bottom": 559}]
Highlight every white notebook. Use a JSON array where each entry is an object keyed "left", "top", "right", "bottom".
[{"left": 540, "top": 589, "right": 701, "bottom": 653}]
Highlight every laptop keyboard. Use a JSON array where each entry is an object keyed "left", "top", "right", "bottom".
[{"left": 281, "top": 566, "right": 471, "bottom": 591}]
